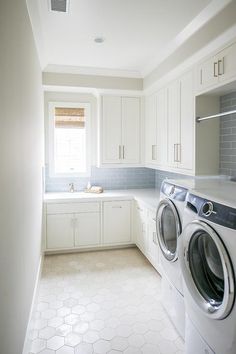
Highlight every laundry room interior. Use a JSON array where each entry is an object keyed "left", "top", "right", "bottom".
[{"left": 1, "top": 1, "right": 236, "bottom": 354}]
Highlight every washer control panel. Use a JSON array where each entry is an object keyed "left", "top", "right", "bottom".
[{"left": 187, "top": 193, "right": 236, "bottom": 230}]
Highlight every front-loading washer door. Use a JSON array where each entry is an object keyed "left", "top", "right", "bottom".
[
  {"left": 156, "top": 198, "right": 181, "bottom": 262},
  {"left": 181, "top": 220, "right": 235, "bottom": 319}
]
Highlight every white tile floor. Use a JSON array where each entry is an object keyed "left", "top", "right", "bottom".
[{"left": 29, "top": 248, "right": 184, "bottom": 354}]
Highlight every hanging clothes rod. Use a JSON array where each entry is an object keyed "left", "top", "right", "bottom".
[{"left": 196, "top": 109, "right": 236, "bottom": 123}]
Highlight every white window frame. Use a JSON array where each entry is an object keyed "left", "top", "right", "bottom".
[{"left": 48, "top": 101, "right": 91, "bottom": 178}]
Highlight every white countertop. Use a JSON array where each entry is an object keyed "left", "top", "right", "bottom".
[{"left": 44, "top": 188, "right": 160, "bottom": 211}]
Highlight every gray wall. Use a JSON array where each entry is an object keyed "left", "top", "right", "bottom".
[
  {"left": 220, "top": 92, "right": 236, "bottom": 177},
  {"left": 0, "top": 1, "right": 44, "bottom": 354}
]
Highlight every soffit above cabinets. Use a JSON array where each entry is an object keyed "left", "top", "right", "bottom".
[{"left": 27, "top": 0, "right": 233, "bottom": 78}]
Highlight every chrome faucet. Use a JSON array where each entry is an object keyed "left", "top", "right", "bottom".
[{"left": 69, "top": 183, "right": 75, "bottom": 193}]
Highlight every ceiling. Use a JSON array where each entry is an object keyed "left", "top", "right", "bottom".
[{"left": 27, "top": 0, "right": 230, "bottom": 78}]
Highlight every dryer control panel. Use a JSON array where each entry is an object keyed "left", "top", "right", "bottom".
[
  {"left": 161, "top": 182, "right": 188, "bottom": 201},
  {"left": 187, "top": 193, "right": 236, "bottom": 230}
]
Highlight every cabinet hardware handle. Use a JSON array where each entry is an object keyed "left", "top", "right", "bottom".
[
  {"left": 119, "top": 145, "right": 122, "bottom": 159},
  {"left": 174, "top": 144, "right": 177, "bottom": 162},
  {"left": 218, "top": 58, "right": 224, "bottom": 76},
  {"left": 177, "top": 143, "right": 181, "bottom": 162},
  {"left": 137, "top": 207, "right": 143, "bottom": 212},
  {"left": 123, "top": 146, "right": 125, "bottom": 159},
  {"left": 151, "top": 145, "right": 156, "bottom": 160},
  {"left": 112, "top": 206, "right": 122, "bottom": 208},
  {"left": 213, "top": 62, "right": 218, "bottom": 77}
]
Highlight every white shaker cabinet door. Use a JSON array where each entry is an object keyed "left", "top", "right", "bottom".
[
  {"left": 219, "top": 42, "right": 236, "bottom": 84},
  {"left": 74, "top": 213, "right": 100, "bottom": 247},
  {"left": 167, "top": 80, "right": 180, "bottom": 168},
  {"left": 46, "top": 214, "right": 74, "bottom": 249},
  {"left": 102, "top": 96, "right": 122, "bottom": 163},
  {"left": 156, "top": 88, "right": 168, "bottom": 167},
  {"left": 122, "top": 97, "right": 140, "bottom": 164},
  {"left": 145, "top": 93, "right": 157, "bottom": 164},
  {"left": 178, "top": 71, "right": 194, "bottom": 171},
  {"left": 103, "top": 201, "right": 131, "bottom": 244}
]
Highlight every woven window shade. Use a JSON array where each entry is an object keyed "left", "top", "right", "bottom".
[{"left": 55, "top": 107, "right": 85, "bottom": 128}]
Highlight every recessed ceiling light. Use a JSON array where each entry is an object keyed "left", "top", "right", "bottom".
[{"left": 94, "top": 37, "right": 105, "bottom": 44}]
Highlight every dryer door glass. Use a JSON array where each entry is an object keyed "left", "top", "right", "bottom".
[
  {"left": 156, "top": 199, "right": 181, "bottom": 262},
  {"left": 189, "top": 230, "right": 224, "bottom": 306}
]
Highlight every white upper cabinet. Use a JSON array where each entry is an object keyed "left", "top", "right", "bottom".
[
  {"left": 197, "top": 41, "right": 236, "bottom": 93},
  {"left": 167, "top": 71, "right": 194, "bottom": 172},
  {"left": 145, "top": 94, "right": 157, "bottom": 165},
  {"left": 178, "top": 71, "right": 194, "bottom": 171},
  {"left": 167, "top": 80, "right": 180, "bottom": 168},
  {"left": 122, "top": 97, "right": 140, "bottom": 163},
  {"left": 145, "top": 88, "right": 168, "bottom": 168},
  {"left": 102, "top": 96, "right": 122, "bottom": 163},
  {"left": 101, "top": 95, "right": 140, "bottom": 165}
]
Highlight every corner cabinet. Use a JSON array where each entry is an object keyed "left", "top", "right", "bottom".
[{"left": 100, "top": 95, "right": 141, "bottom": 165}]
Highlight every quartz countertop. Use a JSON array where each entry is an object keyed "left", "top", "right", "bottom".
[{"left": 44, "top": 188, "right": 160, "bottom": 211}]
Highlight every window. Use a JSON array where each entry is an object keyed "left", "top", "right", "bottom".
[{"left": 49, "top": 102, "right": 91, "bottom": 177}]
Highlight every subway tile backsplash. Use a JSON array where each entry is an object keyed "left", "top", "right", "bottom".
[
  {"left": 45, "top": 166, "right": 156, "bottom": 192},
  {"left": 220, "top": 91, "right": 236, "bottom": 177}
]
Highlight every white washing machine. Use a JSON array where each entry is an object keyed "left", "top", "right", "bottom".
[
  {"left": 179, "top": 186, "right": 236, "bottom": 354},
  {"left": 156, "top": 179, "right": 190, "bottom": 338}
]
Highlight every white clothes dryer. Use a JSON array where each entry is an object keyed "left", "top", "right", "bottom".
[{"left": 179, "top": 188, "right": 236, "bottom": 354}]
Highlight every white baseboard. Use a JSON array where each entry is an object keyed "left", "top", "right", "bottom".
[{"left": 22, "top": 254, "right": 44, "bottom": 354}]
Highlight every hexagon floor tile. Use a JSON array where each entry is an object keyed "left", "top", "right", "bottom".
[{"left": 28, "top": 248, "right": 184, "bottom": 354}]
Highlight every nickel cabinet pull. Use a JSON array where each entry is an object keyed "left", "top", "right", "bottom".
[
  {"left": 213, "top": 62, "right": 218, "bottom": 77},
  {"left": 123, "top": 145, "right": 125, "bottom": 159},
  {"left": 151, "top": 145, "right": 157, "bottom": 160},
  {"left": 119, "top": 145, "right": 122, "bottom": 159},
  {"left": 112, "top": 205, "right": 122, "bottom": 209},
  {"left": 218, "top": 58, "right": 224, "bottom": 76},
  {"left": 177, "top": 143, "right": 181, "bottom": 163},
  {"left": 174, "top": 144, "right": 177, "bottom": 162}
]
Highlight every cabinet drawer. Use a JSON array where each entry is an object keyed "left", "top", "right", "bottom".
[{"left": 47, "top": 202, "right": 100, "bottom": 214}]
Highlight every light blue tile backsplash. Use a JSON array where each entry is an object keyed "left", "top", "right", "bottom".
[
  {"left": 155, "top": 170, "right": 190, "bottom": 189},
  {"left": 220, "top": 91, "right": 236, "bottom": 177},
  {"left": 45, "top": 166, "right": 156, "bottom": 192}
]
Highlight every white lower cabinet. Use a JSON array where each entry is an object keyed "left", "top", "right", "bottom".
[
  {"left": 133, "top": 201, "right": 147, "bottom": 253},
  {"left": 103, "top": 201, "right": 131, "bottom": 245},
  {"left": 46, "top": 202, "right": 101, "bottom": 250},
  {"left": 47, "top": 214, "right": 74, "bottom": 249},
  {"left": 133, "top": 201, "right": 161, "bottom": 274},
  {"left": 146, "top": 212, "right": 160, "bottom": 273},
  {"left": 74, "top": 213, "right": 100, "bottom": 247}
]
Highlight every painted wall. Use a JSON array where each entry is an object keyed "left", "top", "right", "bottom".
[
  {"left": 43, "top": 72, "right": 143, "bottom": 91},
  {"left": 220, "top": 92, "right": 236, "bottom": 177},
  {"left": 0, "top": 1, "right": 44, "bottom": 354}
]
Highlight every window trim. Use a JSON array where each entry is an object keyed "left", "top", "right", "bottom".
[{"left": 48, "top": 101, "right": 91, "bottom": 178}]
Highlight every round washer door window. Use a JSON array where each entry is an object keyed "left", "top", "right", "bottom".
[
  {"left": 156, "top": 199, "right": 181, "bottom": 262},
  {"left": 181, "top": 220, "right": 235, "bottom": 319}
]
